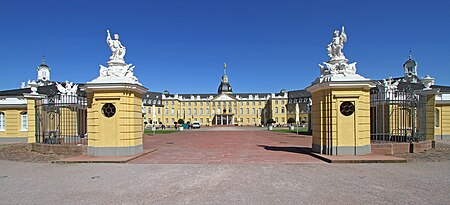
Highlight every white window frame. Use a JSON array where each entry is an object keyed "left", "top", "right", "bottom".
[
  {"left": 0, "top": 112, "right": 5, "bottom": 131},
  {"left": 21, "top": 112, "right": 28, "bottom": 131}
]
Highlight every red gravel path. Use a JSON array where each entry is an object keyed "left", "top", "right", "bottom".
[{"left": 130, "top": 130, "right": 323, "bottom": 164}]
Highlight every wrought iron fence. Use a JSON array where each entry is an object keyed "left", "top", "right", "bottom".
[
  {"left": 35, "top": 92, "right": 87, "bottom": 145},
  {"left": 370, "top": 85, "right": 427, "bottom": 143}
]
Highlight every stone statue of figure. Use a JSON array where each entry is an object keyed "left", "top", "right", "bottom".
[
  {"left": 327, "top": 26, "right": 347, "bottom": 60},
  {"left": 106, "top": 29, "right": 126, "bottom": 61}
]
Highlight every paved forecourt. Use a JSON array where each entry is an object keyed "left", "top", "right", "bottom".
[{"left": 131, "top": 127, "right": 323, "bottom": 164}]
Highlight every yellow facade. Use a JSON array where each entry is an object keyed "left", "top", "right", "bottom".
[
  {"left": 309, "top": 85, "right": 372, "bottom": 155},
  {"left": 144, "top": 95, "right": 295, "bottom": 126},
  {"left": 86, "top": 84, "right": 147, "bottom": 156},
  {"left": 434, "top": 103, "right": 450, "bottom": 140},
  {"left": 0, "top": 106, "right": 28, "bottom": 142}
]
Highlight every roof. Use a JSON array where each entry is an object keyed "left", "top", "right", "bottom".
[
  {"left": 0, "top": 82, "right": 86, "bottom": 97},
  {"left": 288, "top": 89, "right": 311, "bottom": 98}
]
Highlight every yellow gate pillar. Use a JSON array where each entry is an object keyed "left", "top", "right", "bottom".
[
  {"left": 23, "top": 92, "right": 45, "bottom": 144},
  {"left": 85, "top": 29, "right": 148, "bottom": 156},
  {"left": 85, "top": 83, "right": 147, "bottom": 156},
  {"left": 307, "top": 26, "right": 375, "bottom": 155}
]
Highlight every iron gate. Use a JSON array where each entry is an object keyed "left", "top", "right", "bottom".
[
  {"left": 35, "top": 92, "right": 87, "bottom": 145},
  {"left": 370, "top": 85, "right": 427, "bottom": 142}
]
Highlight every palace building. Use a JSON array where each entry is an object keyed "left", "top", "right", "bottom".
[{"left": 142, "top": 65, "right": 311, "bottom": 127}]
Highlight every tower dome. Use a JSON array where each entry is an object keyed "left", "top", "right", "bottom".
[
  {"left": 403, "top": 54, "right": 418, "bottom": 83},
  {"left": 217, "top": 63, "right": 232, "bottom": 94},
  {"left": 37, "top": 57, "right": 51, "bottom": 82}
]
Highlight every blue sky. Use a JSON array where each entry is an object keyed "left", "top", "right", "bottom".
[{"left": 1, "top": 0, "right": 449, "bottom": 93}]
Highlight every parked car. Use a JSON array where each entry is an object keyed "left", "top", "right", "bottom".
[{"left": 192, "top": 121, "right": 201, "bottom": 129}]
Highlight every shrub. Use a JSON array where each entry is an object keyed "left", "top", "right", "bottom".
[
  {"left": 287, "top": 118, "right": 295, "bottom": 124},
  {"left": 178, "top": 119, "right": 185, "bottom": 124}
]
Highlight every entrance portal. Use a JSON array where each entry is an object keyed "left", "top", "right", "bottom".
[{"left": 214, "top": 114, "right": 234, "bottom": 125}]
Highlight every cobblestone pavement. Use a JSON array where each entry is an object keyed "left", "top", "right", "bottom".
[
  {"left": 394, "top": 141, "right": 450, "bottom": 162},
  {"left": 131, "top": 129, "right": 323, "bottom": 164},
  {"left": 0, "top": 160, "right": 448, "bottom": 204}
]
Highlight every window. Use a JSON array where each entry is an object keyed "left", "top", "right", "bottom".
[
  {"left": 171, "top": 108, "right": 174, "bottom": 115},
  {"left": 275, "top": 117, "right": 278, "bottom": 122},
  {"left": 282, "top": 117, "right": 285, "bottom": 123},
  {"left": 194, "top": 102, "right": 197, "bottom": 106},
  {"left": 252, "top": 108, "right": 255, "bottom": 114},
  {"left": 148, "top": 107, "right": 152, "bottom": 114},
  {"left": 246, "top": 102, "right": 249, "bottom": 106},
  {"left": 200, "top": 108, "right": 203, "bottom": 115},
  {"left": 281, "top": 107, "right": 285, "bottom": 114},
  {"left": 172, "top": 118, "right": 175, "bottom": 123},
  {"left": 281, "top": 100, "right": 285, "bottom": 104},
  {"left": 253, "top": 118, "right": 256, "bottom": 123},
  {"left": 247, "top": 118, "right": 250, "bottom": 123},
  {"left": 258, "top": 108, "right": 261, "bottom": 115},
  {"left": 435, "top": 108, "right": 440, "bottom": 127},
  {"left": 200, "top": 118, "right": 203, "bottom": 123},
  {"left": 165, "top": 108, "right": 168, "bottom": 114},
  {"left": 166, "top": 118, "right": 168, "bottom": 123},
  {"left": 0, "top": 112, "right": 5, "bottom": 131},
  {"left": 258, "top": 102, "right": 261, "bottom": 106},
  {"left": 172, "top": 101, "right": 174, "bottom": 105},
  {"left": 188, "top": 108, "right": 191, "bottom": 115},
  {"left": 21, "top": 112, "right": 28, "bottom": 131},
  {"left": 252, "top": 102, "right": 255, "bottom": 106},
  {"left": 200, "top": 102, "right": 203, "bottom": 106},
  {"left": 158, "top": 108, "right": 161, "bottom": 114},
  {"left": 275, "top": 100, "right": 278, "bottom": 105},
  {"left": 240, "top": 108, "right": 243, "bottom": 114},
  {"left": 206, "top": 108, "right": 209, "bottom": 115},
  {"left": 194, "top": 108, "right": 197, "bottom": 115},
  {"left": 246, "top": 108, "right": 249, "bottom": 114},
  {"left": 275, "top": 107, "right": 278, "bottom": 114}
]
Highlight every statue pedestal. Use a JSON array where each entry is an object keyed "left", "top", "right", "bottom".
[
  {"left": 85, "top": 82, "right": 147, "bottom": 156},
  {"left": 307, "top": 79, "right": 374, "bottom": 155}
]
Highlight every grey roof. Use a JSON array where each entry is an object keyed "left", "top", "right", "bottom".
[
  {"left": 288, "top": 90, "right": 311, "bottom": 98},
  {"left": 0, "top": 82, "right": 86, "bottom": 97}
]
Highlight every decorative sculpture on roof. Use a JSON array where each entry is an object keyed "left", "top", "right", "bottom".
[
  {"left": 106, "top": 29, "right": 126, "bottom": 61},
  {"left": 90, "top": 29, "right": 140, "bottom": 85},
  {"left": 381, "top": 77, "right": 400, "bottom": 93},
  {"left": 327, "top": 26, "right": 347, "bottom": 61},
  {"left": 56, "top": 81, "right": 78, "bottom": 96},
  {"left": 315, "top": 26, "right": 367, "bottom": 83}
]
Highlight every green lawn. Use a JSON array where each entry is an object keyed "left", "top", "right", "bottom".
[
  {"left": 144, "top": 129, "right": 178, "bottom": 135},
  {"left": 271, "top": 127, "right": 309, "bottom": 133}
]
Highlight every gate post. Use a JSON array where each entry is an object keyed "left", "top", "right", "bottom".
[
  {"left": 23, "top": 93, "right": 45, "bottom": 143},
  {"left": 306, "top": 26, "right": 375, "bottom": 155},
  {"left": 85, "top": 29, "right": 148, "bottom": 156}
]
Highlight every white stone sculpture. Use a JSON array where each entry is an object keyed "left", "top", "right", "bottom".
[
  {"left": 422, "top": 75, "right": 434, "bottom": 90},
  {"left": 382, "top": 77, "right": 400, "bottom": 93},
  {"left": 89, "top": 29, "right": 140, "bottom": 85},
  {"left": 56, "top": 81, "right": 78, "bottom": 95},
  {"left": 314, "top": 26, "right": 368, "bottom": 83},
  {"left": 327, "top": 26, "right": 347, "bottom": 61},
  {"left": 106, "top": 29, "right": 126, "bottom": 62}
]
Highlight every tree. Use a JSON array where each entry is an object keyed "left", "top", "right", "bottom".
[
  {"left": 177, "top": 119, "right": 185, "bottom": 124},
  {"left": 287, "top": 118, "right": 295, "bottom": 124},
  {"left": 267, "top": 118, "right": 275, "bottom": 124}
]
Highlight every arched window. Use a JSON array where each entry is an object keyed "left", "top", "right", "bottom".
[
  {"left": 21, "top": 112, "right": 28, "bottom": 131},
  {"left": 206, "top": 108, "right": 209, "bottom": 115},
  {"left": 0, "top": 112, "right": 5, "bottom": 131},
  {"left": 200, "top": 108, "right": 203, "bottom": 115}
]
